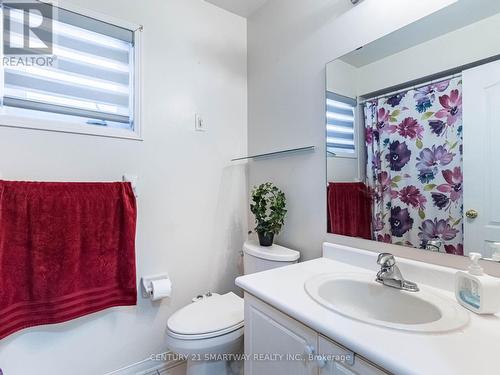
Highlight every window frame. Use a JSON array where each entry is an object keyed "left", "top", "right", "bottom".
[
  {"left": 0, "top": 0, "right": 143, "bottom": 140},
  {"left": 326, "top": 91, "right": 358, "bottom": 159}
]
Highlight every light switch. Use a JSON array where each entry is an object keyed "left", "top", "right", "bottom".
[{"left": 195, "top": 113, "right": 206, "bottom": 132}]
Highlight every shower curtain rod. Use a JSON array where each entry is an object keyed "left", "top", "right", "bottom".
[{"left": 358, "top": 72, "right": 462, "bottom": 105}]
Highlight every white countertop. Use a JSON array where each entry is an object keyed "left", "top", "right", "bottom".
[{"left": 235, "top": 244, "right": 500, "bottom": 375}]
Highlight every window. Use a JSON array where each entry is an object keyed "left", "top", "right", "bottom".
[
  {"left": 326, "top": 91, "right": 357, "bottom": 158},
  {"left": 0, "top": 2, "right": 142, "bottom": 139}
]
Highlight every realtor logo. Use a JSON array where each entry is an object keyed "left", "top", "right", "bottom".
[{"left": 3, "top": 0, "right": 53, "bottom": 55}]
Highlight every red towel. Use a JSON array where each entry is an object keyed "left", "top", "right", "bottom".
[
  {"left": 0, "top": 181, "right": 137, "bottom": 340},
  {"left": 327, "top": 182, "right": 372, "bottom": 240}
]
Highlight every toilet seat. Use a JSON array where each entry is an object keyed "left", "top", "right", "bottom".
[
  {"left": 167, "top": 321, "right": 244, "bottom": 340},
  {"left": 167, "top": 292, "right": 244, "bottom": 340},
  {"left": 166, "top": 326, "right": 244, "bottom": 358}
]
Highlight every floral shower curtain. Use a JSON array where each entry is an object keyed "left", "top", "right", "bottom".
[{"left": 364, "top": 77, "right": 464, "bottom": 255}]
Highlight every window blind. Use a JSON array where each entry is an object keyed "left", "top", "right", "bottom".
[
  {"left": 2, "top": 4, "right": 135, "bottom": 128},
  {"left": 326, "top": 91, "right": 357, "bottom": 156}
]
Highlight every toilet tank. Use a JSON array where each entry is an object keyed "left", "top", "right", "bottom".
[{"left": 243, "top": 240, "right": 300, "bottom": 275}]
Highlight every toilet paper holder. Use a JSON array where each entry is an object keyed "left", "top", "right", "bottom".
[{"left": 141, "top": 274, "right": 169, "bottom": 298}]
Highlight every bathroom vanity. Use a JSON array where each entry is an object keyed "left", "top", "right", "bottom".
[
  {"left": 236, "top": 243, "right": 500, "bottom": 375},
  {"left": 244, "top": 293, "right": 389, "bottom": 375}
]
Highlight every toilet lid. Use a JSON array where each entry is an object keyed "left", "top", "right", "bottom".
[
  {"left": 167, "top": 292, "right": 244, "bottom": 338},
  {"left": 243, "top": 240, "right": 300, "bottom": 262}
]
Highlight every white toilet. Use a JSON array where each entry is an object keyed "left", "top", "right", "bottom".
[{"left": 166, "top": 240, "right": 300, "bottom": 375}]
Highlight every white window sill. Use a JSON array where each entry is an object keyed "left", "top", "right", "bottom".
[{"left": 0, "top": 116, "right": 142, "bottom": 141}]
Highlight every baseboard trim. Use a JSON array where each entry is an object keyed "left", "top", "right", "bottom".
[{"left": 103, "top": 352, "right": 185, "bottom": 375}]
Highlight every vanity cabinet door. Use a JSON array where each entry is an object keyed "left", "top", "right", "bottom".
[
  {"left": 318, "top": 336, "right": 390, "bottom": 375},
  {"left": 244, "top": 293, "right": 319, "bottom": 375}
]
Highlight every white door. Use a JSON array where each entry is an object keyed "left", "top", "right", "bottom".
[
  {"left": 463, "top": 60, "right": 500, "bottom": 257},
  {"left": 318, "top": 336, "right": 389, "bottom": 375},
  {"left": 244, "top": 293, "right": 319, "bottom": 375}
]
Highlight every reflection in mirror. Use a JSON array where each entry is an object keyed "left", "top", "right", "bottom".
[{"left": 326, "top": 1, "right": 500, "bottom": 261}]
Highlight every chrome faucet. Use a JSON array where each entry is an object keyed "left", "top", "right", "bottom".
[
  {"left": 425, "top": 239, "right": 443, "bottom": 253},
  {"left": 376, "top": 253, "right": 419, "bottom": 292}
]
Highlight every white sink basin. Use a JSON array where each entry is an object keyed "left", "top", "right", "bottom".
[{"left": 305, "top": 273, "right": 469, "bottom": 333}]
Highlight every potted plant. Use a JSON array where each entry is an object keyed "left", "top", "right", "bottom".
[{"left": 250, "top": 183, "right": 287, "bottom": 247}]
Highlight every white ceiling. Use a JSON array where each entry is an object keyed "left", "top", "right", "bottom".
[{"left": 205, "top": 0, "right": 270, "bottom": 17}]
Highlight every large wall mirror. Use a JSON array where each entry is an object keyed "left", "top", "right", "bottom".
[{"left": 326, "top": 0, "right": 500, "bottom": 261}]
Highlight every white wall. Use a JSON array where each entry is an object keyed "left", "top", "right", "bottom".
[
  {"left": 356, "top": 11, "right": 500, "bottom": 95},
  {"left": 325, "top": 11, "right": 500, "bottom": 99},
  {"left": 326, "top": 60, "right": 357, "bottom": 97},
  {"left": 246, "top": 0, "right": 500, "bottom": 276},
  {"left": 0, "top": 0, "right": 247, "bottom": 374}
]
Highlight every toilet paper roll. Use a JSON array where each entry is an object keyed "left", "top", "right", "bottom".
[{"left": 150, "top": 279, "right": 172, "bottom": 301}]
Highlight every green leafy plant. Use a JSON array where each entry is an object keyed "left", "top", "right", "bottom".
[{"left": 250, "top": 183, "right": 287, "bottom": 236}]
